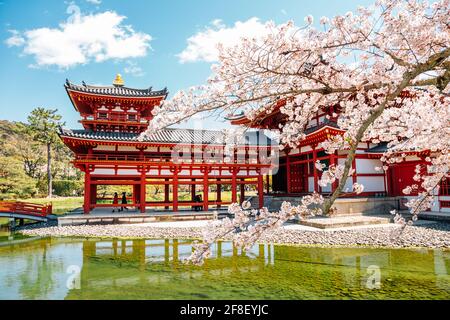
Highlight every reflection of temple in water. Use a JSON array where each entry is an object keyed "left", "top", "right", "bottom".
[
  {"left": 71, "top": 239, "right": 450, "bottom": 299},
  {"left": 1, "top": 237, "right": 448, "bottom": 299}
]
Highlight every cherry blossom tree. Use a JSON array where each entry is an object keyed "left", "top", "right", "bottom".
[{"left": 142, "top": 0, "right": 450, "bottom": 264}]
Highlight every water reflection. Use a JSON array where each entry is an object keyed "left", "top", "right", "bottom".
[{"left": 0, "top": 237, "right": 448, "bottom": 299}]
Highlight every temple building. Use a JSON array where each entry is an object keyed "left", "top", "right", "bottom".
[
  {"left": 60, "top": 75, "right": 449, "bottom": 215},
  {"left": 60, "top": 75, "right": 273, "bottom": 214},
  {"left": 228, "top": 98, "right": 450, "bottom": 214}
]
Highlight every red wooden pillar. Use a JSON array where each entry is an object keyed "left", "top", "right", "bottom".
[
  {"left": 164, "top": 178, "right": 170, "bottom": 209},
  {"left": 286, "top": 151, "right": 291, "bottom": 193},
  {"left": 331, "top": 152, "right": 338, "bottom": 192},
  {"left": 258, "top": 174, "right": 264, "bottom": 209},
  {"left": 312, "top": 146, "right": 319, "bottom": 192},
  {"left": 240, "top": 180, "right": 245, "bottom": 204},
  {"left": 352, "top": 158, "right": 357, "bottom": 184},
  {"left": 191, "top": 178, "right": 196, "bottom": 201},
  {"left": 173, "top": 169, "right": 178, "bottom": 212},
  {"left": 90, "top": 184, "right": 97, "bottom": 207},
  {"left": 134, "top": 184, "right": 140, "bottom": 210},
  {"left": 385, "top": 167, "right": 391, "bottom": 196},
  {"left": 132, "top": 184, "right": 137, "bottom": 207},
  {"left": 203, "top": 170, "right": 209, "bottom": 211},
  {"left": 83, "top": 170, "right": 91, "bottom": 214},
  {"left": 217, "top": 178, "right": 221, "bottom": 209},
  {"left": 231, "top": 168, "right": 238, "bottom": 203},
  {"left": 140, "top": 172, "right": 146, "bottom": 213}
]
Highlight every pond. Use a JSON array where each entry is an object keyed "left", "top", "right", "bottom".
[{"left": 0, "top": 231, "right": 449, "bottom": 300}]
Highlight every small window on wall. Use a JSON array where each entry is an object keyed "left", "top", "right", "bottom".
[
  {"left": 128, "top": 114, "right": 136, "bottom": 121},
  {"left": 98, "top": 113, "right": 107, "bottom": 119},
  {"left": 440, "top": 178, "right": 450, "bottom": 196}
]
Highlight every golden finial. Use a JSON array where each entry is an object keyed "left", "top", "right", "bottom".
[{"left": 113, "top": 73, "right": 124, "bottom": 87}]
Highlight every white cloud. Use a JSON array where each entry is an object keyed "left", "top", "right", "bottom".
[
  {"left": 86, "top": 0, "right": 101, "bottom": 4},
  {"left": 5, "top": 9, "right": 152, "bottom": 68},
  {"left": 177, "top": 17, "right": 268, "bottom": 63},
  {"left": 5, "top": 30, "right": 25, "bottom": 47},
  {"left": 124, "top": 60, "right": 144, "bottom": 77}
]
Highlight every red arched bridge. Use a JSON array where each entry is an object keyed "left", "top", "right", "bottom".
[{"left": 0, "top": 201, "right": 52, "bottom": 223}]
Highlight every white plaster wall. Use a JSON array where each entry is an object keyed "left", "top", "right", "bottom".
[
  {"left": 210, "top": 170, "right": 221, "bottom": 176},
  {"left": 356, "top": 159, "right": 383, "bottom": 174},
  {"left": 92, "top": 168, "right": 115, "bottom": 175},
  {"left": 357, "top": 176, "right": 385, "bottom": 192},
  {"left": 405, "top": 155, "right": 421, "bottom": 161},
  {"left": 308, "top": 177, "right": 314, "bottom": 192},
  {"left": 343, "top": 177, "right": 353, "bottom": 192},
  {"left": 117, "top": 169, "right": 140, "bottom": 175},
  {"left": 358, "top": 143, "right": 367, "bottom": 149},
  {"left": 118, "top": 146, "right": 138, "bottom": 152},
  {"left": 301, "top": 146, "right": 313, "bottom": 152},
  {"left": 147, "top": 169, "right": 159, "bottom": 176},
  {"left": 94, "top": 145, "right": 116, "bottom": 151},
  {"left": 321, "top": 184, "right": 331, "bottom": 192},
  {"left": 435, "top": 195, "right": 450, "bottom": 212}
]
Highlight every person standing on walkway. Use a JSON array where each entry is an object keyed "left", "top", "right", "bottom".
[
  {"left": 112, "top": 192, "right": 119, "bottom": 213},
  {"left": 120, "top": 192, "right": 128, "bottom": 212}
]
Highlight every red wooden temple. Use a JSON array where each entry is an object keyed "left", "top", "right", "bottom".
[
  {"left": 60, "top": 75, "right": 273, "bottom": 214},
  {"left": 228, "top": 97, "right": 450, "bottom": 213}
]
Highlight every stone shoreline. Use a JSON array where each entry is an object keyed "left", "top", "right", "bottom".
[{"left": 17, "top": 221, "right": 450, "bottom": 249}]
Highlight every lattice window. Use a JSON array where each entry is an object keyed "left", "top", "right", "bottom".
[
  {"left": 440, "top": 178, "right": 450, "bottom": 196},
  {"left": 98, "top": 112, "right": 108, "bottom": 120},
  {"left": 440, "top": 201, "right": 450, "bottom": 208}
]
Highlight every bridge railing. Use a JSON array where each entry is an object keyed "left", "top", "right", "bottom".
[{"left": 0, "top": 201, "right": 52, "bottom": 217}]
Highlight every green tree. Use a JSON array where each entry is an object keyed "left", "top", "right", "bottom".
[
  {"left": 27, "top": 108, "right": 64, "bottom": 198},
  {"left": 0, "top": 156, "right": 37, "bottom": 199}
]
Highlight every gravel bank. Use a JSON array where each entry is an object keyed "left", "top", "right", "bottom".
[{"left": 17, "top": 221, "right": 450, "bottom": 249}]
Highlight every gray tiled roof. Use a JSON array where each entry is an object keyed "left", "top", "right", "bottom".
[
  {"left": 59, "top": 128, "right": 272, "bottom": 146},
  {"left": 65, "top": 79, "right": 168, "bottom": 98},
  {"left": 365, "top": 143, "right": 388, "bottom": 153}
]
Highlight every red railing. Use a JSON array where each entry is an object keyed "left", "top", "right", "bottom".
[
  {"left": 94, "top": 114, "right": 140, "bottom": 122},
  {"left": 0, "top": 201, "right": 52, "bottom": 217},
  {"left": 74, "top": 153, "right": 272, "bottom": 165}
]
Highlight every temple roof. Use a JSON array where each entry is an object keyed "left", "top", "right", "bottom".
[
  {"left": 365, "top": 143, "right": 388, "bottom": 153},
  {"left": 59, "top": 128, "right": 272, "bottom": 146},
  {"left": 65, "top": 79, "right": 168, "bottom": 98}
]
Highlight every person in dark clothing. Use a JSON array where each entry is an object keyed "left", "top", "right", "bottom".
[
  {"left": 120, "top": 192, "right": 128, "bottom": 212},
  {"left": 194, "top": 194, "right": 203, "bottom": 211},
  {"left": 112, "top": 192, "right": 119, "bottom": 212}
]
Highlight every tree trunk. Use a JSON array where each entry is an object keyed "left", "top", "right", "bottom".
[
  {"left": 321, "top": 48, "right": 450, "bottom": 215},
  {"left": 47, "top": 142, "right": 52, "bottom": 198}
]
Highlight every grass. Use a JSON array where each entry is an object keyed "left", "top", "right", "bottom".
[
  {"left": 16, "top": 196, "right": 84, "bottom": 215},
  {"left": 12, "top": 190, "right": 257, "bottom": 215}
]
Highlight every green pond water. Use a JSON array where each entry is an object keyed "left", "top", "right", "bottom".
[{"left": 0, "top": 229, "right": 449, "bottom": 300}]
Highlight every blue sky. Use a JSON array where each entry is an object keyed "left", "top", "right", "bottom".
[{"left": 0, "top": 0, "right": 373, "bottom": 129}]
